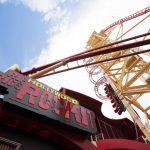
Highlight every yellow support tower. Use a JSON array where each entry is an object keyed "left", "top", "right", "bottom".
[{"left": 86, "top": 8, "right": 150, "bottom": 141}]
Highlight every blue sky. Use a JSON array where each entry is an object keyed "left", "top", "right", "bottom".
[
  {"left": 0, "top": 3, "right": 48, "bottom": 70},
  {"left": 0, "top": 0, "right": 149, "bottom": 120},
  {"left": 0, "top": 3, "right": 42, "bottom": 70},
  {"left": 0, "top": 0, "right": 149, "bottom": 72},
  {"left": 0, "top": 0, "right": 80, "bottom": 71}
]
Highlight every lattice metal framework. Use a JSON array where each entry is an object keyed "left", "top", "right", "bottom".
[
  {"left": 85, "top": 6, "right": 150, "bottom": 140},
  {"left": 9, "top": 6, "right": 150, "bottom": 141}
]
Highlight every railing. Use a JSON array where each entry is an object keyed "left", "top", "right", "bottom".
[
  {"left": 92, "top": 119, "right": 124, "bottom": 141},
  {"left": 0, "top": 137, "right": 21, "bottom": 150}
]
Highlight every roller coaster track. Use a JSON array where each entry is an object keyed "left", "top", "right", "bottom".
[
  {"left": 103, "top": 6, "right": 150, "bottom": 32},
  {"left": 17, "top": 6, "right": 150, "bottom": 141}
]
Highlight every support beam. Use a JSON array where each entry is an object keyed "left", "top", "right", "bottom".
[{"left": 123, "top": 62, "right": 150, "bottom": 89}]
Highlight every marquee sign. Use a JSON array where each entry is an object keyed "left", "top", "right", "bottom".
[{"left": 0, "top": 70, "right": 97, "bottom": 133}]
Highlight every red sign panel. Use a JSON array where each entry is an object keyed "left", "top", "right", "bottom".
[{"left": 0, "top": 70, "right": 97, "bottom": 133}]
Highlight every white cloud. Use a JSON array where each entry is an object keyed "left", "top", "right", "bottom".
[
  {"left": 0, "top": 0, "right": 9, "bottom": 3},
  {"left": 20, "top": 0, "right": 69, "bottom": 23},
  {"left": 20, "top": 0, "right": 60, "bottom": 13},
  {"left": 33, "top": 0, "right": 150, "bottom": 67},
  {"left": 43, "top": 6, "right": 68, "bottom": 22},
  {"left": 0, "top": 0, "right": 67, "bottom": 21},
  {"left": 31, "top": 0, "right": 150, "bottom": 120},
  {"left": 1, "top": 0, "right": 149, "bottom": 120}
]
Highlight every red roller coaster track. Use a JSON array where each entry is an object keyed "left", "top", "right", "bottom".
[
  {"left": 103, "top": 6, "right": 150, "bottom": 32},
  {"left": 22, "top": 32, "right": 150, "bottom": 76},
  {"left": 21, "top": 6, "right": 150, "bottom": 102},
  {"left": 21, "top": 6, "right": 150, "bottom": 77}
]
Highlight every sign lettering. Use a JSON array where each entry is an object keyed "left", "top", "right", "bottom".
[{"left": 0, "top": 70, "right": 97, "bottom": 133}]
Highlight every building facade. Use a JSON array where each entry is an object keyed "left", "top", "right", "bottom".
[{"left": 0, "top": 70, "right": 149, "bottom": 150}]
